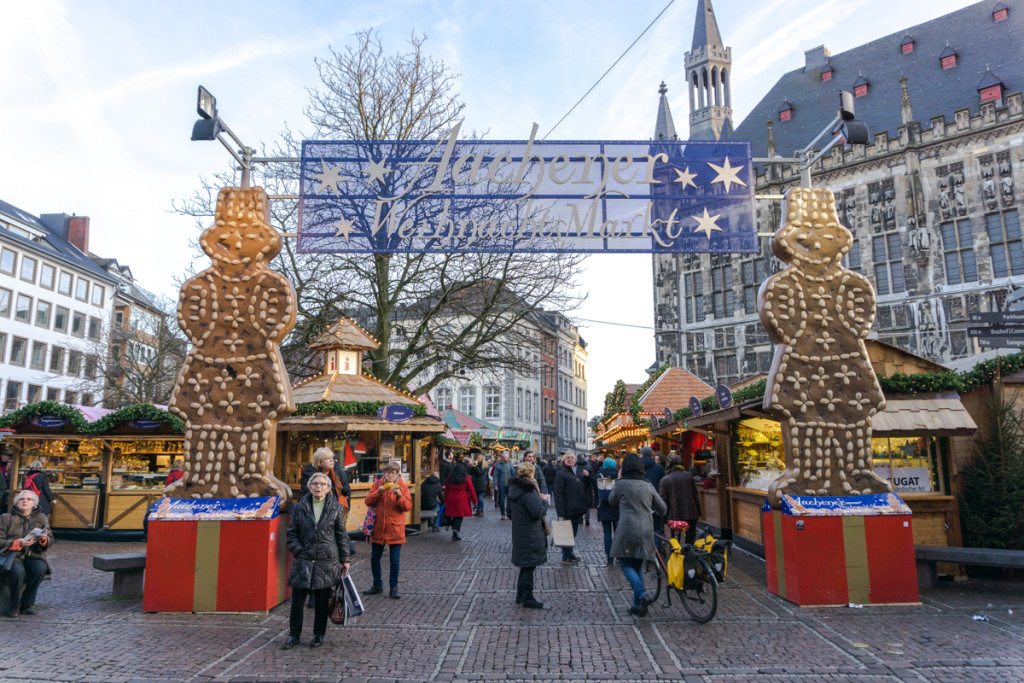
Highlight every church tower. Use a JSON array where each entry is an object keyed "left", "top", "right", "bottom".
[
  {"left": 651, "top": 83, "right": 684, "bottom": 369},
  {"left": 686, "top": 0, "right": 733, "bottom": 140}
]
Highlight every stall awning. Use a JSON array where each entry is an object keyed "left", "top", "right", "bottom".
[
  {"left": 278, "top": 415, "right": 447, "bottom": 433},
  {"left": 872, "top": 397, "right": 977, "bottom": 436}
]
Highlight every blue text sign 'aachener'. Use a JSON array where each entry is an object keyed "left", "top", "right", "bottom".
[{"left": 297, "top": 122, "right": 756, "bottom": 254}]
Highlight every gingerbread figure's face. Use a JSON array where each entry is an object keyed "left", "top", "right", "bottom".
[
  {"left": 771, "top": 187, "right": 852, "bottom": 268},
  {"left": 200, "top": 187, "right": 282, "bottom": 266}
]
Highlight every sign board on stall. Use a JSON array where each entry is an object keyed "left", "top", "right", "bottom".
[
  {"left": 716, "top": 384, "right": 733, "bottom": 410},
  {"left": 297, "top": 122, "right": 756, "bottom": 255},
  {"left": 377, "top": 404, "right": 416, "bottom": 423},
  {"left": 874, "top": 466, "right": 931, "bottom": 492},
  {"left": 689, "top": 397, "right": 703, "bottom": 416}
]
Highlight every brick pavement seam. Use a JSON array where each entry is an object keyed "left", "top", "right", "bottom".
[
  {"left": 428, "top": 625, "right": 463, "bottom": 681},
  {"left": 187, "top": 626, "right": 273, "bottom": 681},
  {"left": 629, "top": 624, "right": 663, "bottom": 675},
  {"left": 649, "top": 623, "right": 684, "bottom": 673}
]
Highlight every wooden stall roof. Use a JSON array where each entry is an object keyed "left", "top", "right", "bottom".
[
  {"left": 278, "top": 415, "right": 446, "bottom": 433},
  {"left": 866, "top": 338, "right": 950, "bottom": 376},
  {"left": 292, "top": 371, "right": 422, "bottom": 405},
  {"left": 871, "top": 395, "right": 977, "bottom": 436},
  {"left": 307, "top": 317, "right": 379, "bottom": 351},
  {"left": 637, "top": 367, "right": 713, "bottom": 414}
]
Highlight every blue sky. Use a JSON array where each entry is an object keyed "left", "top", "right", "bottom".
[{"left": 0, "top": 0, "right": 974, "bottom": 412}]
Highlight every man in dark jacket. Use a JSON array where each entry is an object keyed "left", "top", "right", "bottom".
[
  {"left": 523, "top": 452, "right": 546, "bottom": 495},
  {"left": 553, "top": 452, "right": 588, "bottom": 564},
  {"left": 420, "top": 471, "right": 444, "bottom": 532},
  {"left": 541, "top": 458, "right": 557, "bottom": 495},
  {"left": 659, "top": 456, "right": 701, "bottom": 545},
  {"left": 468, "top": 455, "right": 489, "bottom": 516},
  {"left": 439, "top": 451, "right": 454, "bottom": 488}
]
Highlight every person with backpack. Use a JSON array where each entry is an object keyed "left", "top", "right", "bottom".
[
  {"left": 21, "top": 462, "right": 53, "bottom": 517},
  {"left": 596, "top": 457, "right": 620, "bottom": 566}
]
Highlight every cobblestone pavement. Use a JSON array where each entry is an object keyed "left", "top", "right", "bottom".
[{"left": 1, "top": 509, "right": 1022, "bottom": 682}]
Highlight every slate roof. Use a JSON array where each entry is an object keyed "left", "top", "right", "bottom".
[
  {"left": 0, "top": 199, "right": 116, "bottom": 284},
  {"left": 692, "top": 0, "right": 724, "bottom": 51},
  {"left": 730, "top": 1, "right": 1023, "bottom": 159}
]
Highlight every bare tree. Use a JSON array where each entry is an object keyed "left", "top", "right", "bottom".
[
  {"left": 175, "top": 30, "right": 585, "bottom": 395},
  {"left": 67, "top": 297, "right": 187, "bottom": 407}
]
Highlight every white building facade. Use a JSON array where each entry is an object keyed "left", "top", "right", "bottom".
[{"left": 1, "top": 201, "right": 116, "bottom": 410}]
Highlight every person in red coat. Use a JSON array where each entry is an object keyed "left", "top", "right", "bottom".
[
  {"left": 442, "top": 461, "right": 476, "bottom": 542},
  {"left": 165, "top": 460, "right": 184, "bottom": 487},
  {"left": 363, "top": 462, "right": 412, "bottom": 599}
]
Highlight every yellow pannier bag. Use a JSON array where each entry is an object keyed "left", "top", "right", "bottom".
[{"left": 666, "top": 538, "right": 687, "bottom": 590}]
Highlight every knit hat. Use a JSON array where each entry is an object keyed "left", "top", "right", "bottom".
[
  {"left": 640, "top": 446, "right": 654, "bottom": 458},
  {"left": 603, "top": 458, "right": 616, "bottom": 469}
]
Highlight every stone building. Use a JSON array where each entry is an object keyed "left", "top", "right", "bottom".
[{"left": 653, "top": 0, "right": 1024, "bottom": 386}]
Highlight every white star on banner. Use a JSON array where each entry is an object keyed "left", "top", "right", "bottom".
[
  {"left": 312, "top": 160, "right": 347, "bottom": 196},
  {"left": 674, "top": 166, "right": 698, "bottom": 191},
  {"left": 363, "top": 157, "right": 393, "bottom": 186},
  {"left": 333, "top": 217, "right": 356, "bottom": 241},
  {"left": 708, "top": 156, "right": 747, "bottom": 192},
  {"left": 691, "top": 207, "right": 722, "bottom": 240}
]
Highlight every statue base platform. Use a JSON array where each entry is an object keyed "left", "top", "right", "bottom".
[
  {"left": 143, "top": 498, "right": 290, "bottom": 613},
  {"left": 761, "top": 494, "right": 919, "bottom": 606}
]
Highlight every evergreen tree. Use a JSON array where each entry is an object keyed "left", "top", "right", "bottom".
[{"left": 959, "top": 387, "right": 1024, "bottom": 550}]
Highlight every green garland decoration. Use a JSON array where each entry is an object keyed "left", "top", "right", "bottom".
[
  {"left": 293, "top": 400, "right": 427, "bottom": 418},
  {"left": 602, "top": 380, "right": 627, "bottom": 423},
  {"left": 468, "top": 432, "right": 484, "bottom": 448},
  {"left": 0, "top": 401, "right": 90, "bottom": 432},
  {"left": 89, "top": 403, "right": 185, "bottom": 434},
  {"left": 629, "top": 364, "right": 669, "bottom": 426}
]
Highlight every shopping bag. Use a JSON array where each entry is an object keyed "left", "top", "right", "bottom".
[
  {"left": 342, "top": 573, "right": 364, "bottom": 617},
  {"left": 550, "top": 519, "right": 575, "bottom": 548},
  {"left": 360, "top": 507, "right": 376, "bottom": 539}
]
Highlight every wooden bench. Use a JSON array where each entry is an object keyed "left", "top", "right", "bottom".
[
  {"left": 915, "top": 545, "right": 1024, "bottom": 588},
  {"left": 93, "top": 552, "right": 147, "bottom": 598},
  {"left": 419, "top": 509, "right": 438, "bottom": 532}
]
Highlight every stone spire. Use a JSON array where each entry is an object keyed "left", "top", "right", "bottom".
[
  {"left": 900, "top": 75, "right": 913, "bottom": 125},
  {"left": 654, "top": 82, "right": 678, "bottom": 140},
  {"left": 766, "top": 119, "right": 777, "bottom": 157},
  {"left": 685, "top": 0, "right": 733, "bottom": 140}
]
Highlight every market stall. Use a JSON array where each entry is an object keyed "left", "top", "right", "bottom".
[
  {"left": 684, "top": 341, "right": 977, "bottom": 558},
  {"left": 0, "top": 402, "right": 184, "bottom": 531},
  {"left": 275, "top": 318, "right": 447, "bottom": 526}
]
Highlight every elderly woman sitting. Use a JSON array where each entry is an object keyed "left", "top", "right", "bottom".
[{"left": 0, "top": 490, "right": 54, "bottom": 618}]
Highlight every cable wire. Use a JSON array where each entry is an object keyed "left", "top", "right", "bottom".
[{"left": 542, "top": 0, "right": 676, "bottom": 140}]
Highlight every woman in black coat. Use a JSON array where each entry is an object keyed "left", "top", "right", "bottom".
[
  {"left": 508, "top": 462, "right": 549, "bottom": 609},
  {"left": 283, "top": 472, "right": 352, "bottom": 650},
  {"left": 596, "top": 458, "right": 620, "bottom": 565},
  {"left": 468, "top": 455, "right": 489, "bottom": 516}
]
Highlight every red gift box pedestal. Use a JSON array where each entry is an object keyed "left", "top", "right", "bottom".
[
  {"left": 144, "top": 517, "right": 291, "bottom": 613},
  {"left": 762, "top": 508, "right": 919, "bottom": 606}
]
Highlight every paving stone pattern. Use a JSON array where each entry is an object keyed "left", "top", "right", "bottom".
[{"left": 1, "top": 510, "right": 1021, "bottom": 682}]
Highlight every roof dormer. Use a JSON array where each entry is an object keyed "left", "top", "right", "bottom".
[
  {"left": 853, "top": 74, "right": 870, "bottom": 98},
  {"left": 900, "top": 34, "right": 915, "bottom": 54},
  {"left": 993, "top": 2, "right": 1009, "bottom": 22},
  {"left": 821, "top": 62, "right": 833, "bottom": 82},
  {"left": 978, "top": 68, "right": 1005, "bottom": 104},
  {"left": 777, "top": 100, "right": 793, "bottom": 122},
  {"left": 940, "top": 44, "right": 958, "bottom": 70}
]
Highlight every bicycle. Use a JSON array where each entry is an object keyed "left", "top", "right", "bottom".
[{"left": 646, "top": 521, "right": 719, "bottom": 623}]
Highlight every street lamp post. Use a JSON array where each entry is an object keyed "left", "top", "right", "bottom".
[{"left": 190, "top": 85, "right": 255, "bottom": 187}]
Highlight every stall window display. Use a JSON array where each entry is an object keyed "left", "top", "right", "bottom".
[
  {"left": 21, "top": 441, "right": 103, "bottom": 489},
  {"left": 731, "top": 419, "right": 785, "bottom": 491},
  {"left": 871, "top": 436, "right": 944, "bottom": 494}
]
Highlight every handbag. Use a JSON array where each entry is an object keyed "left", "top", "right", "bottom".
[
  {"left": 540, "top": 517, "right": 550, "bottom": 536},
  {"left": 550, "top": 519, "right": 575, "bottom": 548},
  {"left": 0, "top": 550, "right": 16, "bottom": 572},
  {"left": 328, "top": 580, "right": 348, "bottom": 625}
]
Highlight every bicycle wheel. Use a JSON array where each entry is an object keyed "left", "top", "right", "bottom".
[
  {"left": 679, "top": 556, "right": 718, "bottom": 623},
  {"left": 646, "top": 555, "right": 663, "bottom": 602}
]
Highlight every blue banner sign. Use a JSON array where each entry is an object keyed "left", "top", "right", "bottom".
[
  {"left": 377, "top": 404, "right": 416, "bottom": 423},
  {"left": 148, "top": 496, "right": 280, "bottom": 521},
  {"left": 30, "top": 415, "right": 67, "bottom": 428},
  {"left": 298, "top": 122, "right": 756, "bottom": 254},
  {"left": 763, "top": 493, "right": 912, "bottom": 517},
  {"left": 127, "top": 419, "right": 163, "bottom": 429}
]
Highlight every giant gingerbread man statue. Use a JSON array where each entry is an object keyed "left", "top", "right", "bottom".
[
  {"left": 168, "top": 187, "right": 296, "bottom": 499},
  {"left": 758, "top": 187, "right": 892, "bottom": 507}
]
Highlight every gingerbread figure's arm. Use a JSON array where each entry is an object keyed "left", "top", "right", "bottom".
[
  {"left": 836, "top": 271, "right": 876, "bottom": 339},
  {"left": 252, "top": 271, "right": 297, "bottom": 344},
  {"left": 177, "top": 272, "right": 215, "bottom": 348},
  {"left": 757, "top": 272, "right": 802, "bottom": 345}
]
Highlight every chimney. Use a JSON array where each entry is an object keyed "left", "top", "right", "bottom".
[
  {"left": 67, "top": 216, "right": 90, "bottom": 253},
  {"left": 804, "top": 45, "right": 831, "bottom": 72}
]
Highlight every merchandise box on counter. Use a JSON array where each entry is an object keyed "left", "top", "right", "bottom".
[
  {"left": 144, "top": 497, "right": 290, "bottom": 613},
  {"left": 762, "top": 493, "right": 919, "bottom": 607}
]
